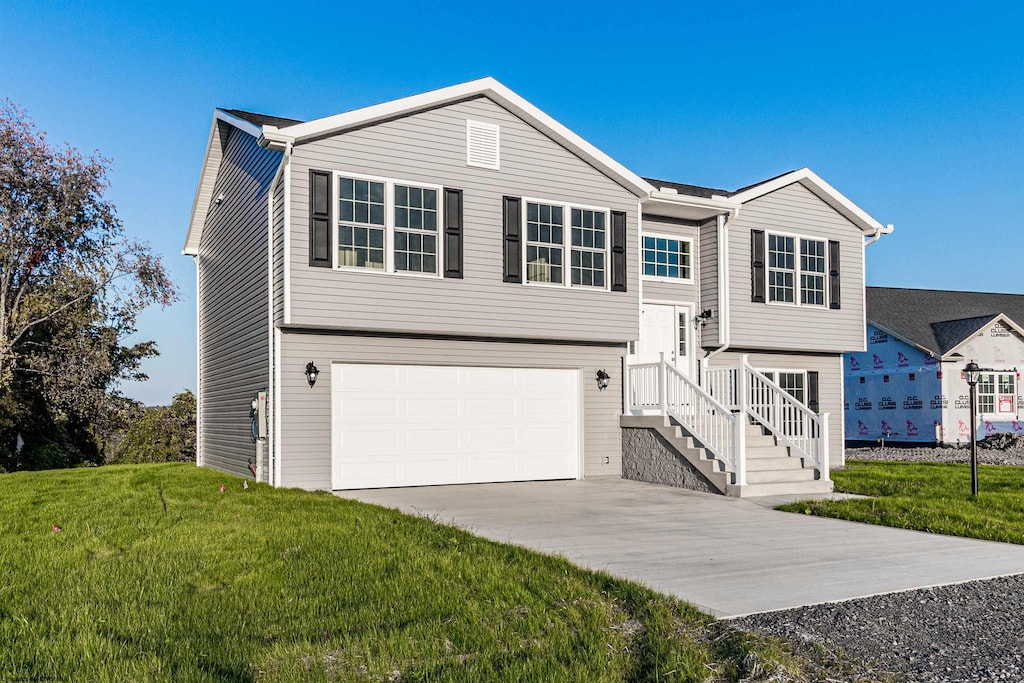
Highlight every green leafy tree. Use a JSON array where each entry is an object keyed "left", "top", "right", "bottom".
[
  {"left": 0, "top": 99, "right": 176, "bottom": 470},
  {"left": 112, "top": 391, "right": 195, "bottom": 464}
]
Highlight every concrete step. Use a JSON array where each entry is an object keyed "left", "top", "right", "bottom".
[
  {"left": 745, "top": 468, "right": 816, "bottom": 485},
  {"left": 745, "top": 434, "right": 777, "bottom": 448},
  {"left": 746, "top": 422, "right": 767, "bottom": 437},
  {"left": 745, "top": 456, "right": 804, "bottom": 471},
  {"left": 745, "top": 445, "right": 791, "bottom": 459},
  {"left": 727, "top": 478, "right": 834, "bottom": 498}
]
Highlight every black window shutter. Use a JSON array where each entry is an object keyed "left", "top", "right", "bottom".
[
  {"left": 807, "top": 371, "right": 820, "bottom": 413},
  {"left": 610, "top": 210, "right": 627, "bottom": 292},
  {"left": 443, "top": 188, "right": 463, "bottom": 278},
  {"left": 828, "top": 239, "right": 841, "bottom": 309},
  {"left": 751, "top": 230, "right": 766, "bottom": 303},
  {"left": 309, "top": 170, "right": 331, "bottom": 267},
  {"left": 503, "top": 196, "right": 522, "bottom": 283}
]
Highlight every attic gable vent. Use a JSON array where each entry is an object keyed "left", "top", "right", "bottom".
[{"left": 466, "top": 120, "right": 500, "bottom": 170}]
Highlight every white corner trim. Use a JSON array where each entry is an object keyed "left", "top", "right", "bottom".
[
  {"left": 273, "top": 327, "right": 282, "bottom": 487},
  {"left": 729, "top": 167, "right": 886, "bottom": 235},
  {"left": 194, "top": 256, "right": 202, "bottom": 467},
  {"left": 283, "top": 148, "right": 292, "bottom": 325}
]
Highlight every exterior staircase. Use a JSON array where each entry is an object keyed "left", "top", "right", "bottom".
[{"left": 622, "top": 414, "right": 832, "bottom": 497}]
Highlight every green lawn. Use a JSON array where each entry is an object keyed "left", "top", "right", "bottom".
[
  {"left": 779, "top": 460, "right": 1024, "bottom": 545},
  {"left": 0, "top": 464, "right": 862, "bottom": 682}
]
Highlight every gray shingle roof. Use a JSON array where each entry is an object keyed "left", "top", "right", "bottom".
[
  {"left": 867, "top": 287, "right": 1024, "bottom": 355},
  {"left": 643, "top": 177, "right": 729, "bottom": 199},
  {"left": 222, "top": 109, "right": 303, "bottom": 129}
]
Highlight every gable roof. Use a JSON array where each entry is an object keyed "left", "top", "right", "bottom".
[
  {"left": 729, "top": 168, "right": 890, "bottom": 235},
  {"left": 257, "top": 77, "right": 654, "bottom": 198},
  {"left": 642, "top": 177, "right": 729, "bottom": 200},
  {"left": 867, "top": 286, "right": 1024, "bottom": 356}
]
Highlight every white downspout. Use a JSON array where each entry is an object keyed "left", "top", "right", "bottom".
[
  {"left": 864, "top": 223, "right": 894, "bottom": 248},
  {"left": 266, "top": 142, "right": 292, "bottom": 487},
  {"left": 703, "top": 211, "right": 732, "bottom": 374}
]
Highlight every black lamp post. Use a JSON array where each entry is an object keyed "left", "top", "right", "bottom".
[{"left": 964, "top": 361, "right": 981, "bottom": 496}]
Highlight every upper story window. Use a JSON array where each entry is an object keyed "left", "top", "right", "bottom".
[
  {"left": 336, "top": 173, "right": 441, "bottom": 276},
  {"left": 767, "top": 232, "right": 826, "bottom": 306},
  {"left": 642, "top": 234, "right": 692, "bottom": 281},
  {"left": 524, "top": 199, "right": 609, "bottom": 289}
]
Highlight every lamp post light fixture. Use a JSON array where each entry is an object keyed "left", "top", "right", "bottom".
[
  {"left": 964, "top": 361, "right": 981, "bottom": 496},
  {"left": 305, "top": 361, "right": 320, "bottom": 388}
]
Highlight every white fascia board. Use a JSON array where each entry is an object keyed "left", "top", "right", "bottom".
[
  {"left": 643, "top": 191, "right": 740, "bottom": 220},
  {"left": 256, "top": 77, "right": 655, "bottom": 197},
  {"left": 183, "top": 109, "right": 265, "bottom": 255},
  {"left": 941, "top": 314, "right": 1024, "bottom": 361},
  {"left": 729, "top": 168, "right": 887, "bottom": 235}
]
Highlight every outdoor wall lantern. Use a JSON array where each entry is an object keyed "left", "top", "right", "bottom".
[
  {"left": 693, "top": 309, "right": 713, "bottom": 328},
  {"left": 596, "top": 369, "right": 611, "bottom": 391},
  {"left": 305, "top": 361, "right": 320, "bottom": 388},
  {"left": 964, "top": 361, "right": 980, "bottom": 496}
]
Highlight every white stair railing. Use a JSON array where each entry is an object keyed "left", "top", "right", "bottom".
[
  {"left": 704, "top": 367, "right": 739, "bottom": 409},
  {"left": 627, "top": 354, "right": 745, "bottom": 484},
  {"left": 740, "top": 356, "right": 830, "bottom": 480}
]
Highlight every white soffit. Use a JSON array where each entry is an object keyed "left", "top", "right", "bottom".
[{"left": 183, "top": 109, "right": 264, "bottom": 255}]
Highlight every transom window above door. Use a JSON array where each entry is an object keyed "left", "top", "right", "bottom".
[
  {"left": 642, "top": 235, "right": 692, "bottom": 281},
  {"left": 336, "top": 173, "right": 441, "bottom": 276}
]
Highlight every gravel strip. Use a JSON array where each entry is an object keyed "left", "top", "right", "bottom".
[
  {"left": 847, "top": 445, "right": 1024, "bottom": 466},
  {"left": 732, "top": 573, "right": 1024, "bottom": 682}
]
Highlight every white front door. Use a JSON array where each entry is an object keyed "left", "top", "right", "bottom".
[{"left": 637, "top": 303, "right": 694, "bottom": 376}]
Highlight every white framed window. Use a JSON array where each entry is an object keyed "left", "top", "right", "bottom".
[
  {"left": 979, "top": 372, "right": 1016, "bottom": 416},
  {"left": 762, "top": 369, "right": 808, "bottom": 436},
  {"left": 524, "top": 198, "right": 609, "bottom": 289},
  {"left": 642, "top": 234, "right": 693, "bottom": 281},
  {"left": 767, "top": 232, "right": 826, "bottom": 307},
  {"left": 335, "top": 173, "right": 442, "bottom": 277}
]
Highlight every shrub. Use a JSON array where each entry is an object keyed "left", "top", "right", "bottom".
[{"left": 112, "top": 391, "right": 195, "bottom": 464}]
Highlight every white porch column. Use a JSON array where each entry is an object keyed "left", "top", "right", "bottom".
[
  {"left": 820, "top": 413, "right": 831, "bottom": 481},
  {"left": 734, "top": 354, "right": 749, "bottom": 486}
]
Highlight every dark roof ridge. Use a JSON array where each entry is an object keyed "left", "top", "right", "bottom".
[
  {"left": 867, "top": 285, "right": 1024, "bottom": 297},
  {"left": 221, "top": 108, "right": 304, "bottom": 129}
]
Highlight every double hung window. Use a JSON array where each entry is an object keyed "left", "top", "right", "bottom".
[
  {"left": 767, "top": 232, "right": 826, "bottom": 306},
  {"left": 978, "top": 373, "right": 1016, "bottom": 415},
  {"left": 525, "top": 200, "right": 609, "bottom": 288},
  {"left": 336, "top": 174, "right": 440, "bottom": 276}
]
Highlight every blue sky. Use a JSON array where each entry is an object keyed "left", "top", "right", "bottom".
[{"left": 2, "top": 1, "right": 1021, "bottom": 405}]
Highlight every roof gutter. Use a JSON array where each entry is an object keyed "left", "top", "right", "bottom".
[
  {"left": 259, "top": 126, "right": 294, "bottom": 152},
  {"left": 865, "top": 223, "right": 894, "bottom": 247}
]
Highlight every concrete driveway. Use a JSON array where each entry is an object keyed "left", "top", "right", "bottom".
[{"left": 337, "top": 478, "right": 1024, "bottom": 617}]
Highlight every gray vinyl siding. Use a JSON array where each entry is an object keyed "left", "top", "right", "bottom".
[
  {"left": 272, "top": 180, "right": 285, "bottom": 326},
  {"left": 276, "top": 331, "right": 625, "bottom": 490},
  {"left": 708, "top": 350, "right": 846, "bottom": 469},
  {"left": 196, "top": 124, "right": 280, "bottom": 477},
  {"left": 639, "top": 216, "right": 700, "bottom": 305},
  {"left": 698, "top": 218, "right": 720, "bottom": 347},
  {"left": 286, "top": 96, "right": 639, "bottom": 343},
  {"left": 727, "top": 182, "right": 865, "bottom": 353}
]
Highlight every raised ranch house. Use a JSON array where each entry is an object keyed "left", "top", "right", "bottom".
[
  {"left": 845, "top": 287, "right": 1024, "bottom": 445},
  {"left": 184, "top": 78, "right": 891, "bottom": 497}
]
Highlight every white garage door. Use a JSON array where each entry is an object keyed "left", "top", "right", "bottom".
[{"left": 331, "top": 364, "right": 580, "bottom": 490}]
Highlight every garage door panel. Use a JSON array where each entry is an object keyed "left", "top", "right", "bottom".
[{"left": 332, "top": 364, "right": 579, "bottom": 490}]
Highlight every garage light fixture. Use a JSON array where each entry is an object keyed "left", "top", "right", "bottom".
[
  {"left": 693, "top": 309, "right": 713, "bottom": 328},
  {"left": 305, "top": 361, "right": 320, "bottom": 388},
  {"left": 596, "top": 369, "right": 610, "bottom": 391}
]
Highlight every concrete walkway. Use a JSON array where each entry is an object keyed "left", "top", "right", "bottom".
[{"left": 337, "top": 478, "right": 1024, "bottom": 618}]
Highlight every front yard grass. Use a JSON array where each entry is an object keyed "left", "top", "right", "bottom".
[
  {"left": 779, "top": 460, "right": 1024, "bottom": 545},
  {"left": 0, "top": 463, "right": 861, "bottom": 682}
]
